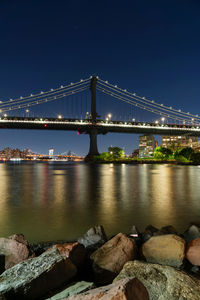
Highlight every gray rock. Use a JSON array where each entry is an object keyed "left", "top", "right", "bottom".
[
  {"left": 142, "top": 225, "right": 159, "bottom": 242},
  {"left": 78, "top": 225, "right": 107, "bottom": 248},
  {"left": 0, "top": 248, "right": 77, "bottom": 299},
  {"left": 67, "top": 277, "right": 149, "bottom": 300},
  {"left": 46, "top": 281, "right": 95, "bottom": 300},
  {"left": 114, "top": 260, "right": 200, "bottom": 300},
  {"left": 158, "top": 225, "right": 178, "bottom": 235},
  {"left": 183, "top": 225, "right": 200, "bottom": 242}
]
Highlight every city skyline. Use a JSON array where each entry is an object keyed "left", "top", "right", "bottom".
[{"left": 0, "top": 1, "right": 200, "bottom": 155}]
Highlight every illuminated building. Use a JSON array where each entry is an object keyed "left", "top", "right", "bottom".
[
  {"left": 139, "top": 135, "right": 155, "bottom": 157},
  {"left": 162, "top": 136, "right": 198, "bottom": 149}
]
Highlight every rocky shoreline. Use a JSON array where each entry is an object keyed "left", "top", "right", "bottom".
[{"left": 0, "top": 223, "right": 200, "bottom": 299}]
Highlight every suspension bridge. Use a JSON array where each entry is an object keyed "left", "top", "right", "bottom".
[{"left": 0, "top": 76, "right": 200, "bottom": 159}]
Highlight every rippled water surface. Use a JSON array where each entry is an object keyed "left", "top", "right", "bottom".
[{"left": 0, "top": 162, "right": 200, "bottom": 242}]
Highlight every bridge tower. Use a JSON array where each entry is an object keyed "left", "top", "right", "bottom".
[{"left": 85, "top": 76, "right": 100, "bottom": 160}]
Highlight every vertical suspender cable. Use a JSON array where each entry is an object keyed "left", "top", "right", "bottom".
[
  {"left": 85, "top": 90, "right": 87, "bottom": 118},
  {"left": 81, "top": 90, "right": 83, "bottom": 119},
  {"left": 72, "top": 92, "right": 74, "bottom": 118}
]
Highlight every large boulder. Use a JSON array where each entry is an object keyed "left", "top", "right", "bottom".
[
  {"left": 50, "top": 242, "right": 86, "bottom": 268},
  {"left": 142, "top": 234, "right": 185, "bottom": 267},
  {"left": 114, "top": 260, "right": 200, "bottom": 300},
  {"left": 46, "top": 281, "right": 95, "bottom": 300},
  {"left": 0, "top": 248, "right": 77, "bottom": 299},
  {"left": 78, "top": 225, "right": 107, "bottom": 249},
  {"left": 0, "top": 236, "right": 33, "bottom": 270},
  {"left": 90, "top": 233, "right": 136, "bottom": 284},
  {"left": 186, "top": 238, "right": 200, "bottom": 266},
  {"left": 67, "top": 277, "right": 149, "bottom": 300}
]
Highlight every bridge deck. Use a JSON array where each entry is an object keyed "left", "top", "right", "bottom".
[{"left": 0, "top": 117, "right": 199, "bottom": 136}]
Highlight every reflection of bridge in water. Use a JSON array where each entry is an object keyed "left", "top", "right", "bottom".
[{"left": 0, "top": 76, "right": 200, "bottom": 159}]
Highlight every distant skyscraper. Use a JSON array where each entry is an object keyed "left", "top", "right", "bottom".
[
  {"left": 139, "top": 135, "right": 155, "bottom": 158},
  {"left": 49, "top": 148, "right": 54, "bottom": 158}
]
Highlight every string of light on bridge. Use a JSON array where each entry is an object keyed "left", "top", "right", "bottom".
[
  {"left": 0, "top": 78, "right": 90, "bottom": 112},
  {"left": 97, "top": 78, "right": 200, "bottom": 124},
  {"left": 0, "top": 75, "right": 199, "bottom": 125}
]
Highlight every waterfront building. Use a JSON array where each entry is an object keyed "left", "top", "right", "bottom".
[
  {"left": 162, "top": 136, "right": 198, "bottom": 149},
  {"left": 139, "top": 135, "right": 155, "bottom": 157}
]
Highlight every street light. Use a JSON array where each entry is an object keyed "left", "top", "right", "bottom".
[
  {"left": 155, "top": 120, "right": 159, "bottom": 124},
  {"left": 132, "top": 118, "right": 135, "bottom": 122},
  {"left": 58, "top": 115, "right": 62, "bottom": 119},
  {"left": 26, "top": 109, "right": 29, "bottom": 117}
]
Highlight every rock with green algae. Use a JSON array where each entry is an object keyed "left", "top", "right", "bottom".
[
  {"left": 114, "top": 260, "right": 200, "bottom": 300},
  {"left": 0, "top": 248, "right": 77, "bottom": 300},
  {"left": 46, "top": 281, "right": 95, "bottom": 300}
]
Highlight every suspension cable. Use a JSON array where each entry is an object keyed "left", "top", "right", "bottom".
[
  {"left": 0, "top": 78, "right": 90, "bottom": 107},
  {"left": 98, "top": 78, "right": 200, "bottom": 121},
  {"left": 0, "top": 85, "right": 89, "bottom": 113},
  {"left": 97, "top": 86, "right": 198, "bottom": 124},
  {"left": 97, "top": 85, "right": 198, "bottom": 123}
]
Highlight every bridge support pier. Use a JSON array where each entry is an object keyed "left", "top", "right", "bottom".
[
  {"left": 85, "top": 75, "right": 100, "bottom": 161},
  {"left": 85, "top": 129, "right": 99, "bottom": 161}
]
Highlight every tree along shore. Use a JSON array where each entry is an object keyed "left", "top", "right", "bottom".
[{"left": 92, "top": 145, "right": 200, "bottom": 165}]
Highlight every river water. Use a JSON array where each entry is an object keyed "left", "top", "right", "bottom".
[{"left": 0, "top": 162, "right": 200, "bottom": 243}]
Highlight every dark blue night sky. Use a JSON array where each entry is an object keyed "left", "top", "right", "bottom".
[{"left": 0, "top": 0, "right": 200, "bottom": 155}]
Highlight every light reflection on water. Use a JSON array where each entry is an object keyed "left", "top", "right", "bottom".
[{"left": 0, "top": 162, "right": 199, "bottom": 243}]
